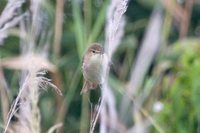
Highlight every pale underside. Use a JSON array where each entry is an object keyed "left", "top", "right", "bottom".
[
  {"left": 83, "top": 54, "right": 103, "bottom": 83},
  {"left": 81, "top": 53, "right": 108, "bottom": 94}
]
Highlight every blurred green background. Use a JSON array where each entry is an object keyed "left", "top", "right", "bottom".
[{"left": 0, "top": 0, "right": 200, "bottom": 133}]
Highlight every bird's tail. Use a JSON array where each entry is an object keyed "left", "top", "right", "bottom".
[
  {"left": 80, "top": 80, "right": 97, "bottom": 94},
  {"left": 80, "top": 80, "right": 89, "bottom": 94}
]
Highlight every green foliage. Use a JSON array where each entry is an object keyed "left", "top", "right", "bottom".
[{"left": 156, "top": 39, "right": 200, "bottom": 133}]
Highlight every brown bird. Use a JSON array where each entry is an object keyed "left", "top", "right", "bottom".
[{"left": 80, "top": 43, "right": 108, "bottom": 94}]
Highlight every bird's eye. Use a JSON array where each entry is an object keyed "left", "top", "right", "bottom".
[{"left": 92, "top": 50, "right": 95, "bottom": 53}]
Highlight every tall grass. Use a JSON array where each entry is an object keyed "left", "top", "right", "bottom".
[
  {"left": 0, "top": 0, "right": 28, "bottom": 45},
  {"left": 0, "top": 0, "right": 199, "bottom": 133},
  {"left": 99, "top": 0, "right": 128, "bottom": 132},
  {"left": 0, "top": 0, "right": 62, "bottom": 132}
]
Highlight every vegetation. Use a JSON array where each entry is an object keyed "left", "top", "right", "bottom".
[{"left": 0, "top": 0, "right": 200, "bottom": 133}]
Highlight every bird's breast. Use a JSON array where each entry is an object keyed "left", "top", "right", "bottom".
[{"left": 83, "top": 54, "right": 105, "bottom": 84}]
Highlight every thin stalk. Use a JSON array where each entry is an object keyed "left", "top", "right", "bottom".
[
  {"left": 54, "top": 0, "right": 64, "bottom": 56},
  {"left": 80, "top": 94, "right": 90, "bottom": 133},
  {"left": 84, "top": 0, "right": 92, "bottom": 38},
  {"left": 72, "top": 1, "right": 85, "bottom": 58},
  {"left": 3, "top": 76, "right": 28, "bottom": 133},
  {"left": 90, "top": 97, "right": 104, "bottom": 133},
  {"left": 88, "top": 1, "right": 109, "bottom": 44}
]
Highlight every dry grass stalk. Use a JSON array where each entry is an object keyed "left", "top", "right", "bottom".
[
  {"left": 89, "top": 98, "right": 103, "bottom": 133},
  {"left": 1, "top": 0, "right": 62, "bottom": 132},
  {"left": 89, "top": 0, "right": 128, "bottom": 133},
  {"left": 162, "top": 0, "right": 194, "bottom": 38},
  {"left": 54, "top": 0, "right": 64, "bottom": 56},
  {"left": 127, "top": 10, "right": 162, "bottom": 96},
  {"left": 3, "top": 60, "right": 61, "bottom": 133},
  {"left": 0, "top": 0, "right": 28, "bottom": 45},
  {"left": 0, "top": 53, "right": 57, "bottom": 72},
  {"left": 179, "top": 0, "right": 194, "bottom": 38},
  {"left": 120, "top": 10, "right": 163, "bottom": 133},
  {"left": 0, "top": 68, "right": 10, "bottom": 123},
  {"left": 47, "top": 123, "right": 63, "bottom": 133}
]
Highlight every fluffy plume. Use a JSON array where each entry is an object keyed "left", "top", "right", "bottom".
[
  {"left": 99, "top": 0, "right": 128, "bottom": 133},
  {"left": 0, "top": 0, "right": 29, "bottom": 45},
  {"left": 1, "top": 0, "right": 62, "bottom": 132}
]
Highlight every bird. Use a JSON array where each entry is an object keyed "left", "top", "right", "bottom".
[{"left": 80, "top": 43, "right": 108, "bottom": 94}]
